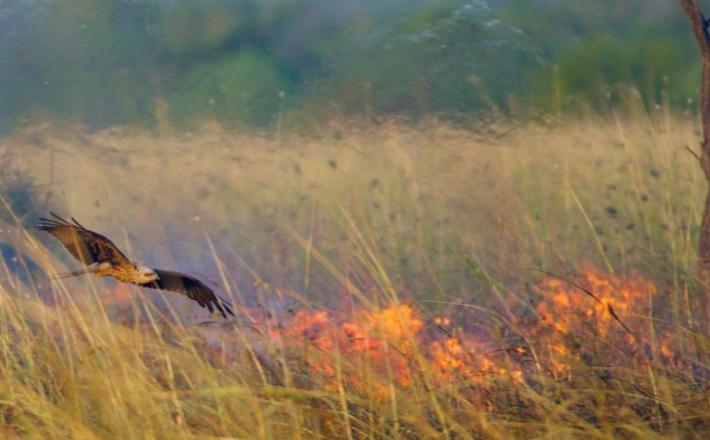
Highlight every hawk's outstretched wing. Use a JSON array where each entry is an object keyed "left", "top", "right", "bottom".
[
  {"left": 35, "top": 212, "right": 132, "bottom": 268},
  {"left": 141, "top": 269, "right": 234, "bottom": 318}
]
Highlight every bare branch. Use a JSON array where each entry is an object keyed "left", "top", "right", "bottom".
[
  {"left": 685, "top": 144, "right": 702, "bottom": 162},
  {"left": 679, "top": 0, "right": 710, "bottom": 53}
]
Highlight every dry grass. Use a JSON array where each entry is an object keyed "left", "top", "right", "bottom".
[{"left": 0, "top": 112, "right": 708, "bottom": 438}]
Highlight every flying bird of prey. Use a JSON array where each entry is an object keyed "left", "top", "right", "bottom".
[{"left": 35, "top": 213, "right": 234, "bottom": 318}]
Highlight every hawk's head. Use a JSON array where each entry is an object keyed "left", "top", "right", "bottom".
[{"left": 135, "top": 265, "right": 159, "bottom": 283}]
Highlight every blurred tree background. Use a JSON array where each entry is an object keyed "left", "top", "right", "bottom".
[{"left": 0, "top": 0, "right": 698, "bottom": 133}]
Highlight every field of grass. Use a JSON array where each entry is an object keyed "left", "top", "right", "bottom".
[{"left": 0, "top": 112, "right": 709, "bottom": 438}]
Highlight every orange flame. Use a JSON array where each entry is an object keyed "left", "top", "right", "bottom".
[
  {"left": 533, "top": 265, "right": 661, "bottom": 377},
  {"left": 254, "top": 265, "right": 678, "bottom": 399}
]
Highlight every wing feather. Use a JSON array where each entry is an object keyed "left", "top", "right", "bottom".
[
  {"left": 141, "top": 269, "right": 234, "bottom": 318},
  {"left": 35, "top": 212, "right": 132, "bottom": 267}
]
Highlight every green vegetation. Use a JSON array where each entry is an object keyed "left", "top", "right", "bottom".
[{"left": 0, "top": 1, "right": 698, "bottom": 132}]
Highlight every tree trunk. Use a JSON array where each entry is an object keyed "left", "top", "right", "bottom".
[{"left": 679, "top": 0, "right": 710, "bottom": 332}]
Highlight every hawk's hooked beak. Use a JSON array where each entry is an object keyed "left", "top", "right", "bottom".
[{"left": 137, "top": 265, "right": 159, "bottom": 282}]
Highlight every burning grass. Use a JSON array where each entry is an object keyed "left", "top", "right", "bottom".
[
  {"left": 254, "top": 267, "right": 707, "bottom": 422},
  {"left": 0, "top": 252, "right": 708, "bottom": 438},
  {"left": 0, "top": 114, "right": 710, "bottom": 437}
]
